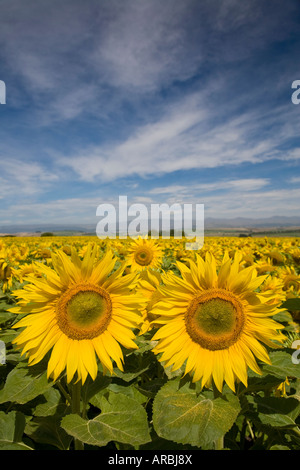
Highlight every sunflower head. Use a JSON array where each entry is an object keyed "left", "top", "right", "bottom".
[
  {"left": 55, "top": 283, "right": 112, "bottom": 340},
  {"left": 184, "top": 288, "right": 246, "bottom": 351},
  {"left": 151, "top": 252, "right": 285, "bottom": 393},
  {"left": 0, "top": 251, "right": 14, "bottom": 292},
  {"left": 14, "top": 262, "right": 43, "bottom": 282},
  {"left": 126, "top": 237, "right": 163, "bottom": 272},
  {"left": 11, "top": 245, "right": 145, "bottom": 384}
]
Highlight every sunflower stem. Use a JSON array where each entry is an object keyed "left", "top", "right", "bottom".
[
  {"left": 71, "top": 380, "right": 84, "bottom": 450},
  {"left": 247, "top": 419, "right": 255, "bottom": 441}
]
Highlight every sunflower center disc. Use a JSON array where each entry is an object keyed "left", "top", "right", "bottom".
[
  {"left": 195, "top": 299, "right": 236, "bottom": 335},
  {"left": 67, "top": 291, "right": 107, "bottom": 327},
  {"left": 185, "top": 288, "right": 245, "bottom": 350},
  {"left": 56, "top": 283, "right": 112, "bottom": 340},
  {"left": 134, "top": 248, "right": 153, "bottom": 266}
]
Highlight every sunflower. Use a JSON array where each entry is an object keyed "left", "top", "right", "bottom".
[
  {"left": 126, "top": 237, "right": 163, "bottom": 272},
  {"left": 14, "top": 262, "right": 44, "bottom": 283},
  {"left": 137, "top": 269, "right": 163, "bottom": 335},
  {"left": 279, "top": 266, "right": 300, "bottom": 292},
  {"left": 10, "top": 245, "right": 145, "bottom": 384},
  {"left": 0, "top": 249, "right": 14, "bottom": 292},
  {"left": 150, "top": 252, "right": 285, "bottom": 393}
]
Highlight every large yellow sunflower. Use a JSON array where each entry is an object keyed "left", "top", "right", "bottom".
[
  {"left": 10, "top": 245, "right": 145, "bottom": 384},
  {"left": 151, "top": 252, "right": 285, "bottom": 392},
  {"left": 126, "top": 237, "right": 163, "bottom": 272}
]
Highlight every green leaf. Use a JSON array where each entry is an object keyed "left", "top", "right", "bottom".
[
  {"left": 105, "top": 383, "right": 148, "bottom": 405},
  {"left": 281, "top": 298, "right": 300, "bottom": 311},
  {"left": 0, "top": 328, "right": 18, "bottom": 344},
  {"left": 246, "top": 373, "right": 285, "bottom": 394},
  {"left": 113, "top": 365, "right": 150, "bottom": 382},
  {"left": 61, "top": 391, "right": 151, "bottom": 447},
  {"left": 0, "top": 411, "right": 33, "bottom": 450},
  {"left": 34, "top": 387, "right": 68, "bottom": 417},
  {"left": 80, "top": 373, "right": 111, "bottom": 405},
  {"left": 25, "top": 415, "right": 73, "bottom": 450},
  {"left": 152, "top": 379, "right": 241, "bottom": 448},
  {"left": 261, "top": 350, "right": 300, "bottom": 380},
  {"left": 246, "top": 395, "right": 300, "bottom": 429},
  {"left": 0, "top": 364, "right": 52, "bottom": 404},
  {"left": 0, "top": 310, "right": 15, "bottom": 325}
]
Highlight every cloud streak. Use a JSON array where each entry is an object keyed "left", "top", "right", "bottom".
[{"left": 56, "top": 88, "right": 300, "bottom": 184}]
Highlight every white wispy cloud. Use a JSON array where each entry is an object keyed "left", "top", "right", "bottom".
[
  {"left": 56, "top": 86, "right": 300, "bottom": 183},
  {"left": 89, "top": 1, "right": 203, "bottom": 92},
  {"left": 0, "top": 158, "right": 59, "bottom": 198},
  {"left": 289, "top": 176, "right": 300, "bottom": 184},
  {"left": 203, "top": 188, "right": 300, "bottom": 218},
  {"left": 1, "top": 185, "right": 299, "bottom": 226},
  {"left": 149, "top": 179, "right": 270, "bottom": 196}
]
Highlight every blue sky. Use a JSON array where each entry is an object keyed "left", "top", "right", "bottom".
[{"left": 0, "top": 0, "right": 300, "bottom": 228}]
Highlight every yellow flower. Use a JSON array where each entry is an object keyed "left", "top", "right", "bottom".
[
  {"left": 11, "top": 245, "right": 145, "bottom": 384},
  {"left": 0, "top": 249, "right": 14, "bottom": 292},
  {"left": 275, "top": 377, "right": 290, "bottom": 397},
  {"left": 279, "top": 266, "right": 300, "bottom": 292},
  {"left": 267, "top": 250, "right": 285, "bottom": 265},
  {"left": 13, "top": 262, "right": 43, "bottom": 283},
  {"left": 126, "top": 237, "right": 163, "bottom": 272},
  {"left": 137, "top": 269, "right": 162, "bottom": 335},
  {"left": 259, "top": 276, "right": 285, "bottom": 306},
  {"left": 151, "top": 252, "right": 285, "bottom": 393},
  {"left": 253, "top": 257, "right": 275, "bottom": 275}
]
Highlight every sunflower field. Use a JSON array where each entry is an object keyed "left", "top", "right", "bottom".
[{"left": 0, "top": 234, "right": 300, "bottom": 452}]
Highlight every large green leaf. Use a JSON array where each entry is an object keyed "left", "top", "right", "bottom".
[
  {"left": 152, "top": 379, "right": 241, "bottom": 448},
  {"left": 0, "top": 411, "right": 33, "bottom": 450},
  {"left": 61, "top": 391, "right": 151, "bottom": 447},
  {"left": 0, "top": 364, "right": 51, "bottom": 404}
]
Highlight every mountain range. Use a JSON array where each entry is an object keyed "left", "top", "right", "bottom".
[{"left": 0, "top": 216, "right": 300, "bottom": 235}]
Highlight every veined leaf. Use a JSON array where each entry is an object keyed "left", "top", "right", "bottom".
[
  {"left": 0, "top": 365, "right": 51, "bottom": 404},
  {"left": 61, "top": 391, "right": 151, "bottom": 447},
  {"left": 0, "top": 411, "right": 33, "bottom": 450},
  {"left": 152, "top": 379, "right": 240, "bottom": 448}
]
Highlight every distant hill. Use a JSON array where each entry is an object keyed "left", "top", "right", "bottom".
[
  {"left": 0, "top": 216, "right": 300, "bottom": 235},
  {"left": 0, "top": 224, "right": 95, "bottom": 235},
  {"left": 204, "top": 216, "right": 300, "bottom": 229}
]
